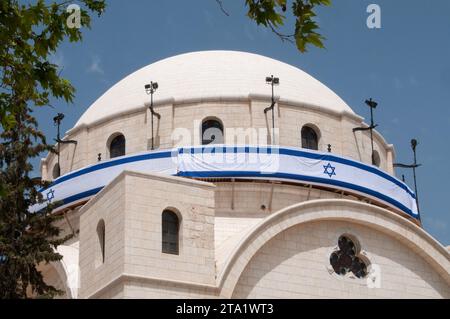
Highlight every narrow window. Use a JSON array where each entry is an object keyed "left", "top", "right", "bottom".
[
  {"left": 52, "top": 163, "right": 60, "bottom": 179},
  {"left": 372, "top": 150, "right": 381, "bottom": 167},
  {"left": 162, "top": 210, "right": 180, "bottom": 255},
  {"left": 202, "top": 119, "right": 224, "bottom": 145},
  {"left": 301, "top": 126, "right": 319, "bottom": 150},
  {"left": 96, "top": 219, "right": 106, "bottom": 266},
  {"left": 109, "top": 134, "right": 125, "bottom": 158}
]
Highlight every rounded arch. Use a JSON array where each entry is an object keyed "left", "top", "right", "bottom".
[
  {"left": 37, "top": 244, "right": 79, "bottom": 299},
  {"left": 107, "top": 132, "right": 126, "bottom": 159},
  {"left": 201, "top": 117, "right": 224, "bottom": 145},
  {"left": 337, "top": 232, "right": 362, "bottom": 254},
  {"left": 301, "top": 124, "right": 320, "bottom": 151},
  {"left": 218, "top": 199, "right": 450, "bottom": 298},
  {"left": 162, "top": 206, "right": 183, "bottom": 221}
]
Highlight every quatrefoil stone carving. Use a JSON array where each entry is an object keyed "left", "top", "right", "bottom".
[{"left": 329, "top": 235, "right": 369, "bottom": 279}]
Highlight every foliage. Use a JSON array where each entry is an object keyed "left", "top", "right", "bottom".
[
  {"left": 245, "top": 0, "right": 332, "bottom": 52},
  {"left": 0, "top": 0, "right": 106, "bottom": 298}
]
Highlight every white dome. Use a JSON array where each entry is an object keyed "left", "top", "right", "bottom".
[{"left": 75, "top": 50, "right": 354, "bottom": 128}]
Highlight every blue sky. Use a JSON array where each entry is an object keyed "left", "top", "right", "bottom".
[{"left": 33, "top": 0, "right": 450, "bottom": 244}]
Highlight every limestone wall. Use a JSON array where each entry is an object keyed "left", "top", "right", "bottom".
[
  {"left": 232, "top": 220, "right": 450, "bottom": 298},
  {"left": 41, "top": 100, "right": 394, "bottom": 180},
  {"left": 78, "top": 171, "right": 216, "bottom": 299},
  {"left": 78, "top": 172, "right": 126, "bottom": 298}
]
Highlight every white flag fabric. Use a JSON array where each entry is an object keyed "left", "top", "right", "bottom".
[{"left": 33, "top": 145, "right": 419, "bottom": 221}]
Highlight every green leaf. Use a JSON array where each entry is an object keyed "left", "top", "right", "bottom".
[
  {"left": 1, "top": 114, "right": 17, "bottom": 130},
  {"left": 244, "top": 0, "right": 331, "bottom": 53},
  {"left": 0, "top": 0, "right": 106, "bottom": 299}
]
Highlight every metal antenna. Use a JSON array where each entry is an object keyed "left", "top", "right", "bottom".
[
  {"left": 411, "top": 139, "right": 420, "bottom": 214},
  {"left": 264, "top": 75, "right": 279, "bottom": 145},
  {"left": 53, "top": 113, "right": 64, "bottom": 176},
  {"left": 353, "top": 98, "right": 378, "bottom": 165},
  {"left": 145, "top": 82, "right": 161, "bottom": 150},
  {"left": 394, "top": 138, "right": 422, "bottom": 214},
  {"left": 53, "top": 113, "right": 77, "bottom": 177}
]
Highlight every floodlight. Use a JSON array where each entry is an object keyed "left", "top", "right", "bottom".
[
  {"left": 411, "top": 139, "right": 418, "bottom": 150},
  {"left": 365, "top": 98, "right": 378, "bottom": 109},
  {"left": 144, "top": 82, "right": 158, "bottom": 95}
]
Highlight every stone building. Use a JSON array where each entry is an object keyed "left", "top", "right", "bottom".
[{"left": 37, "top": 51, "right": 450, "bottom": 298}]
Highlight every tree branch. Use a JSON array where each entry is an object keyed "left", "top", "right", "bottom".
[
  {"left": 268, "top": 21, "right": 295, "bottom": 44},
  {"left": 215, "top": 0, "right": 230, "bottom": 16}
]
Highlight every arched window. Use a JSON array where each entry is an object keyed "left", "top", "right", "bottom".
[
  {"left": 109, "top": 134, "right": 125, "bottom": 158},
  {"left": 96, "top": 219, "right": 106, "bottom": 266},
  {"left": 301, "top": 126, "right": 319, "bottom": 151},
  {"left": 52, "top": 163, "right": 60, "bottom": 179},
  {"left": 372, "top": 150, "right": 381, "bottom": 167},
  {"left": 162, "top": 210, "right": 180, "bottom": 255},
  {"left": 202, "top": 119, "right": 224, "bottom": 145}
]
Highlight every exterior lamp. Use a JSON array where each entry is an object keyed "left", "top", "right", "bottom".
[
  {"left": 52, "top": 113, "right": 77, "bottom": 178},
  {"left": 145, "top": 82, "right": 158, "bottom": 95},
  {"left": 144, "top": 81, "right": 161, "bottom": 150},
  {"left": 264, "top": 75, "right": 280, "bottom": 145},
  {"left": 353, "top": 98, "right": 379, "bottom": 165}
]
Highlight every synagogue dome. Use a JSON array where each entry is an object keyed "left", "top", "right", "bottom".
[
  {"left": 75, "top": 50, "right": 355, "bottom": 128},
  {"left": 38, "top": 50, "right": 450, "bottom": 300}
]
